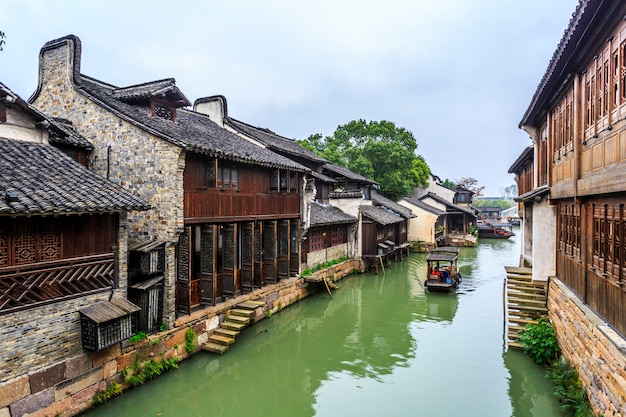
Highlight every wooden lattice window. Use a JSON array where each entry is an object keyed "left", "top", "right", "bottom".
[
  {"left": 15, "top": 223, "right": 36, "bottom": 265},
  {"left": 331, "top": 227, "right": 346, "bottom": 246},
  {"left": 153, "top": 103, "right": 174, "bottom": 121},
  {"left": 40, "top": 224, "right": 61, "bottom": 262},
  {"left": 0, "top": 224, "right": 7, "bottom": 266},
  {"left": 309, "top": 230, "right": 324, "bottom": 252},
  {"left": 217, "top": 161, "right": 238, "bottom": 190}
]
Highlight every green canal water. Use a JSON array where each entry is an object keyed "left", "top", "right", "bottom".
[{"left": 84, "top": 232, "right": 563, "bottom": 417}]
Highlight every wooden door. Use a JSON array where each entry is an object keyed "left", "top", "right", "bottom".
[
  {"left": 263, "top": 220, "right": 277, "bottom": 283},
  {"left": 241, "top": 222, "right": 254, "bottom": 293},
  {"left": 278, "top": 220, "right": 289, "bottom": 280},
  {"left": 290, "top": 220, "right": 299, "bottom": 276},
  {"left": 200, "top": 225, "right": 216, "bottom": 306},
  {"left": 222, "top": 223, "right": 236, "bottom": 299},
  {"left": 254, "top": 221, "right": 263, "bottom": 288},
  {"left": 176, "top": 227, "right": 191, "bottom": 315}
]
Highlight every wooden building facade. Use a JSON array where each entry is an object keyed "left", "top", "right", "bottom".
[
  {"left": 30, "top": 35, "right": 308, "bottom": 322},
  {"left": 518, "top": 1, "right": 626, "bottom": 337},
  {"left": 0, "top": 81, "right": 148, "bottom": 377}
]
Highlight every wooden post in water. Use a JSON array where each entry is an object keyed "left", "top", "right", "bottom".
[{"left": 323, "top": 277, "right": 334, "bottom": 299}]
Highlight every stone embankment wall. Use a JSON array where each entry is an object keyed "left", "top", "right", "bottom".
[
  {"left": 306, "top": 244, "right": 350, "bottom": 269},
  {"left": 0, "top": 259, "right": 363, "bottom": 417},
  {"left": 548, "top": 279, "right": 626, "bottom": 417}
]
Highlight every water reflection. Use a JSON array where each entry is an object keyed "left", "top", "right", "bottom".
[{"left": 83, "top": 228, "right": 563, "bottom": 417}]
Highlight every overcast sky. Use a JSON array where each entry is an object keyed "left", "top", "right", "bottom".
[{"left": 1, "top": 0, "right": 577, "bottom": 196}]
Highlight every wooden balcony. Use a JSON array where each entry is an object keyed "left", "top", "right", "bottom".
[
  {"left": 184, "top": 190, "right": 300, "bottom": 221},
  {"left": 0, "top": 253, "right": 116, "bottom": 315}
]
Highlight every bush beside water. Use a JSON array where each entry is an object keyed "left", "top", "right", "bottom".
[{"left": 519, "top": 319, "right": 598, "bottom": 417}]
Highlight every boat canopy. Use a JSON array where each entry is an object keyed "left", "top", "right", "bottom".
[{"left": 427, "top": 252, "right": 458, "bottom": 262}]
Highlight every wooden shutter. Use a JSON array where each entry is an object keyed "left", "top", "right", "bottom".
[
  {"left": 290, "top": 219, "right": 300, "bottom": 276},
  {"left": 200, "top": 225, "right": 216, "bottom": 306},
  {"left": 222, "top": 224, "right": 236, "bottom": 298},
  {"left": 241, "top": 222, "right": 254, "bottom": 293},
  {"left": 176, "top": 227, "right": 191, "bottom": 315}
]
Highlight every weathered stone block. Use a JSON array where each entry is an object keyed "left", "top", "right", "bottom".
[
  {"left": 103, "top": 360, "right": 117, "bottom": 379},
  {"left": 27, "top": 396, "right": 71, "bottom": 417},
  {"left": 70, "top": 380, "right": 105, "bottom": 406},
  {"left": 65, "top": 354, "right": 89, "bottom": 379},
  {"left": 0, "top": 407, "right": 10, "bottom": 417},
  {"left": 117, "top": 351, "right": 138, "bottom": 373},
  {"left": 91, "top": 344, "right": 121, "bottom": 368},
  {"left": 165, "top": 328, "right": 187, "bottom": 350},
  {"left": 193, "top": 320, "right": 206, "bottom": 335},
  {"left": 9, "top": 387, "right": 54, "bottom": 417},
  {"left": 54, "top": 367, "right": 103, "bottom": 401},
  {"left": 197, "top": 332, "right": 209, "bottom": 346},
  {"left": 30, "top": 362, "right": 66, "bottom": 394},
  {"left": 0, "top": 375, "right": 30, "bottom": 408},
  {"left": 206, "top": 316, "right": 219, "bottom": 331}
]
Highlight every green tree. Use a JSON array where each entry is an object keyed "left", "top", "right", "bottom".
[
  {"left": 456, "top": 177, "right": 485, "bottom": 197},
  {"left": 442, "top": 178, "right": 456, "bottom": 189},
  {"left": 300, "top": 120, "right": 430, "bottom": 200},
  {"left": 473, "top": 199, "right": 512, "bottom": 209}
]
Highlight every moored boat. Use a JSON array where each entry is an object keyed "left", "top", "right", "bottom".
[
  {"left": 424, "top": 246, "right": 461, "bottom": 293},
  {"left": 477, "top": 222, "right": 515, "bottom": 239}
]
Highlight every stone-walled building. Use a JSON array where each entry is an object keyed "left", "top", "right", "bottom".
[
  {"left": 29, "top": 35, "right": 309, "bottom": 323},
  {"left": 0, "top": 81, "right": 148, "bottom": 416}
]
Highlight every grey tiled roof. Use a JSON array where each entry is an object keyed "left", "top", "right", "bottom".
[
  {"left": 77, "top": 76, "right": 308, "bottom": 172},
  {"left": 226, "top": 117, "right": 327, "bottom": 164},
  {"left": 1, "top": 82, "right": 92, "bottom": 150},
  {"left": 360, "top": 204, "right": 404, "bottom": 226},
  {"left": 400, "top": 197, "right": 445, "bottom": 216},
  {"left": 322, "top": 163, "right": 378, "bottom": 185},
  {"left": 111, "top": 78, "right": 191, "bottom": 107},
  {"left": 309, "top": 202, "right": 357, "bottom": 227},
  {"left": 371, "top": 191, "right": 415, "bottom": 219},
  {"left": 309, "top": 170, "right": 336, "bottom": 183},
  {"left": 0, "top": 138, "right": 149, "bottom": 215},
  {"left": 420, "top": 192, "right": 476, "bottom": 216}
]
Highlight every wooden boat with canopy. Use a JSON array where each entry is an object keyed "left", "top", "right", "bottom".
[{"left": 424, "top": 246, "right": 461, "bottom": 293}]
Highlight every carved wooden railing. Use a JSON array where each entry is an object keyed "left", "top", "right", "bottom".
[{"left": 0, "top": 253, "right": 116, "bottom": 315}]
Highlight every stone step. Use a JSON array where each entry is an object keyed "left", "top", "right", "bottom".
[
  {"left": 226, "top": 314, "right": 250, "bottom": 325},
  {"left": 221, "top": 321, "right": 247, "bottom": 331},
  {"left": 507, "top": 324, "right": 526, "bottom": 333},
  {"left": 208, "top": 333, "right": 235, "bottom": 346},
  {"left": 508, "top": 317, "right": 538, "bottom": 326},
  {"left": 504, "top": 266, "right": 532, "bottom": 275},
  {"left": 506, "top": 279, "right": 544, "bottom": 287},
  {"left": 507, "top": 292, "right": 547, "bottom": 301},
  {"left": 507, "top": 332, "right": 523, "bottom": 340},
  {"left": 230, "top": 308, "right": 255, "bottom": 317},
  {"left": 237, "top": 300, "right": 265, "bottom": 310},
  {"left": 508, "top": 304, "right": 549, "bottom": 313},
  {"left": 202, "top": 342, "right": 229, "bottom": 354},
  {"left": 508, "top": 341, "right": 523, "bottom": 349},
  {"left": 214, "top": 327, "right": 239, "bottom": 338},
  {"left": 508, "top": 296, "right": 546, "bottom": 306},
  {"left": 506, "top": 281, "right": 545, "bottom": 290}
]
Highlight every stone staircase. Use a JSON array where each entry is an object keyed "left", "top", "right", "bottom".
[
  {"left": 504, "top": 266, "right": 549, "bottom": 349},
  {"left": 202, "top": 300, "right": 266, "bottom": 354}
]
